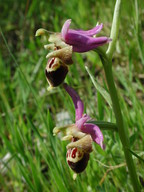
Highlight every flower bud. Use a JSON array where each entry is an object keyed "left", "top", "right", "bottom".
[{"left": 45, "top": 57, "right": 68, "bottom": 87}]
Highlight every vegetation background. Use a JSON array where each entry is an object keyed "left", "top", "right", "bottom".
[{"left": 0, "top": 0, "right": 144, "bottom": 191}]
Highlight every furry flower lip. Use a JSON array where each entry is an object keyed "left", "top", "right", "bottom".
[
  {"left": 45, "top": 58, "right": 68, "bottom": 87},
  {"left": 53, "top": 84, "right": 104, "bottom": 173}
]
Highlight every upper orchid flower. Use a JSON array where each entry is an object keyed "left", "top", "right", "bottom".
[
  {"left": 36, "top": 19, "right": 111, "bottom": 57},
  {"left": 53, "top": 83, "right": 104, "bottom": 173},
  {"left": 61, "top": 19, "right": 111, "bottom": 53},
  {"left": 35, "top": 19, "right": 111, "bottom": 87}
]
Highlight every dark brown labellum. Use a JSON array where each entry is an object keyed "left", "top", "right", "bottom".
[
  {"left": 66, "top": 147, "right": 90, "bottom": 173},
  {"left": 45, "top": 58, "right": 68, "bottom": 87}
]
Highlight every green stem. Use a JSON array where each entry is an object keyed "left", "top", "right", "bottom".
[
  {"left": 97, "top": 0, "right": 140, "bottom": 189},
  {"left": 102, "top": 60, "right": 140, "bottom": 191},
  {"left": 84, "top": 0, "right": 141, "bottom": 189}
]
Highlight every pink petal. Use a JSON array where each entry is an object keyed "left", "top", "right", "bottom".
[
  {"left": 76, "top": 114, "right": 91, "bottom": 129},
  {"left": 63, "top": 83, "right": 84, "bottom": 121},
  {"left": 69, "top": 23, "right": 103, "bottom": 36},
  {"left": 64, "top": 32, "right": 110, "bottom": 52},
  {"left": 61, "top": 19, "right": 71, "bottom": 40},
  {"left": 73, "top": 39, "right": 110, "bottom": 52},
  {"left": 81, "top": 123, "right": 104, "bottom": 149},
  {"left": 61, "top": 20, "right": 111, "bottom": 53}
]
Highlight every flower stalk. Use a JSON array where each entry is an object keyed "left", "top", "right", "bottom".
[
  {"left": 102, "top": 61, "right": 140, "bottom": 192},
  {"left": 99, "top": 0, "right": 140, "bottom": 191}
]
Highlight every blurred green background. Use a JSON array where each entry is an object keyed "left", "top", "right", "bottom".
[{"left": 0, "top": 0, "right": 144, "bottom": 191}]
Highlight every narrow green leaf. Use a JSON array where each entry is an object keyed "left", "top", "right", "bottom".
[
  {"left": 85, "top": 66, "right": 112, "bottom": 108},
  {"left": 89, "top": 120, "right": 118, "bottom": 131},
  {"left": 128, "top": 149, "right": 144, "bottom": 163},
  {"left": 97, "top": 91, "right": 104, "bottom": 120},
  {"left": 27, "top": 118, "right": 43, "bottom": 141}
]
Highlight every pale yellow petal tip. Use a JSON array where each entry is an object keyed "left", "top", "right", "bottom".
[
  {"left": 47, "top": 86, "right": 54, "bottom": 91},
  {"left": 35, "top": 28, "right": 47, "bottom": 37},
  {"left": 46, "top": 53, "right": 51, "bottom": 59},
  {"left": 44, "top": 44, "right": 55, "bottom": 50},
  {"left": 73, "top": 173, "right": 77, "bottom": 180},
  {"left": 53, "top": 127, "right": 60, "bottom": 135},
  {"left": 96, "top": 22, "right": 99, "bottom": 26},
  {"left": 61, "top": 135, "right": 73, "bottom": 141}
]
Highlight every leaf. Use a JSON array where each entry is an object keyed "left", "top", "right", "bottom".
[
  {"left": 89, "top": 120, "right": 118, "bottom": 132},
  {"left": 128, "top": 149, "right": 144, "bottom": 163},
  {"left": 97, "top": 91, "right": 104, "bottom": 120},
  {"left": 85, "top": 66, "right": 112, "bottom": 108},
  {"left": 129, "top": 133, "right": 138, "bottom": 146}
]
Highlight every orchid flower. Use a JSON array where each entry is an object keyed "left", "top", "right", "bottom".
[
  {"left": 35, "top": 19, "right": 110, "bottom": 87},
  {"left": 36, "top": 19, "right": 111, "bottom": 59},
  {"left": 53, "top": 83, "right": 104, "bottom": 173},
  {"left": 63, "top": 83, "right": 104, "bottom": 148}
]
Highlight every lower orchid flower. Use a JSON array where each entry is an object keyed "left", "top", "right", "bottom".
[{"left": 53, "top": 83, "right": 104, "bottom": 173}]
